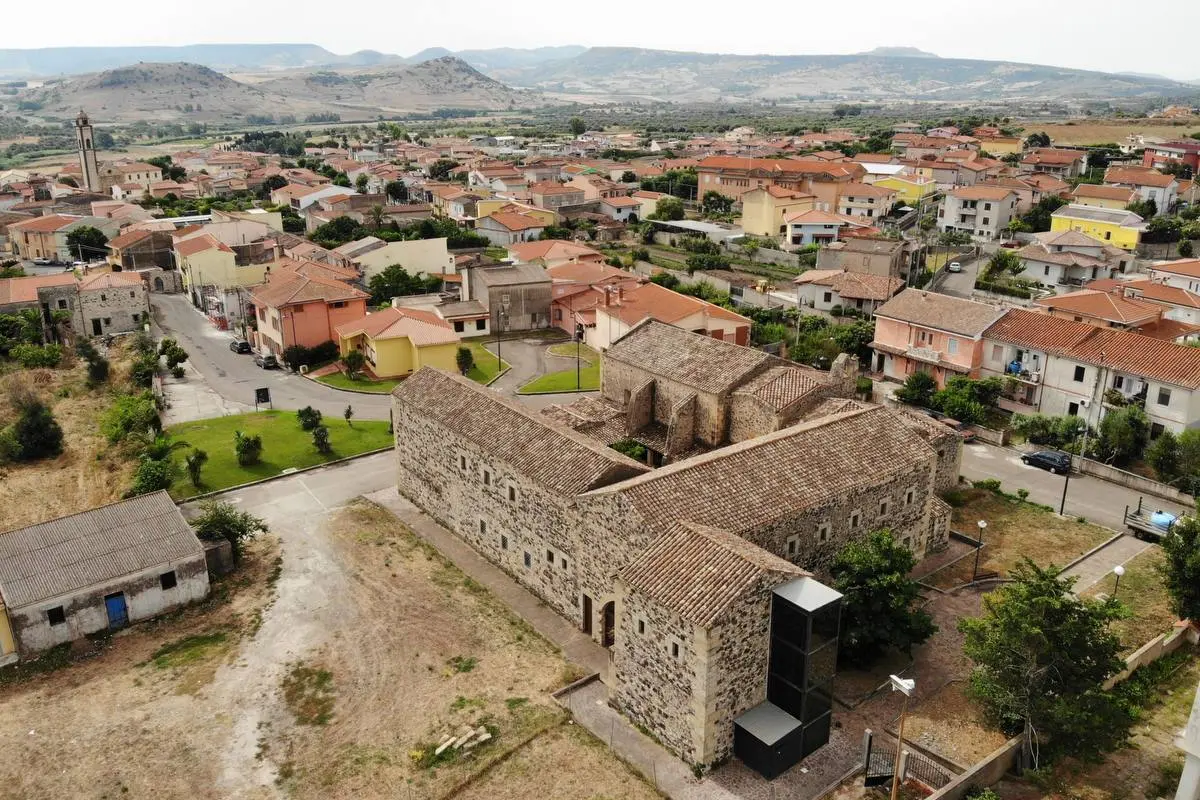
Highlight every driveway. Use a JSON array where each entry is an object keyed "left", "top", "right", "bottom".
[
  {"left": 153, "top": 294, "right": 392, "bottom": 421},
  {"left": 931, "top": 256, "right": 981, "bottom": 299}
]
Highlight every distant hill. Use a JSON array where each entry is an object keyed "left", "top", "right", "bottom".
[
  {"left": 0, "top": 44, "right": 386, "bottom": 78},
  {"left": 859, "top": 47, "right": 939, "bottom": 58},
  {"left": 503, "top": 46, "right": 1200, "bottom": 103}
]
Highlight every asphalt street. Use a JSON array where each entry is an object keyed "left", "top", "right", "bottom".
[
  {"left": 960, "top": 441, "right": 1190, "bottom": 532},
  {"left": 153, "top": 294, "right": 393, "bottom": 420}
]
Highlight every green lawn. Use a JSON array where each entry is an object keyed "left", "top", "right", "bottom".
[
  {"left": 165, "top": 411, "right": 392, "bottom": 500},
  {"left": 316, "top": 372, "right": 402, "bottom": 394},
  {"left": 519, "top": 344, "right": 601, "bottom": 394},
  {"left": 462, "top": 340, "right": 509, "bottom": 384}
]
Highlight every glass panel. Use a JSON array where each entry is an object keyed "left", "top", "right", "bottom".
[
  {"left": 802, "top": 686, "right": 832, "bottom": 723},
  {"left": 807, "top": 641, "right": 838, "bottom": 688},
  {"left": 767, "top": 674, "right": 805, "bottom": 719},
  {"left": 769, "top": 638, "right": 806, "bottom": 687},
  {"left": 810, "top": 601, "right": 841, "bottom": 648},
  {"left": 771, "top": 597, "right": 809, "bottom": 650},
  {"left": 801, "top": 714, "right": 833, "bottom": 758}
]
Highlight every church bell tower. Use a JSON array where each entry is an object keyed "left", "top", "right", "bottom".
[{"left": 75, "top": 110, "right": 101, "bottom": 192}]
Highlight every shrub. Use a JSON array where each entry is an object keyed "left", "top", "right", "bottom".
[
  {"left": 170, "top": 365, "right": 185, "bottom": 379},
  {"left": 234, "top": 430, "right": 263, "bottom": 466},
  {"left": 282, "top": 340, "right": 339, "bottom": 371},
  {"left": 455, "top": 346, "right": 474, "bottom": 376},
  {"left": 86, "top": 357, "right": 110, "bottom": 386},
  {"left": 895, "top": 371, "right": 936, "bottom": 407},
  {"left": 129, "top": 352, "right": 159, "bottom": 388},
  {"left": 191, "top": 500, "right": 267, "bottom": 563},
  {"left": 10, "top": 401, "right": 64, "bottom": 461},
  {"left": 0, "top": 426, "right": 21, "bottom": 464},
  {"left": 10, "top": 343, "right": 62, "bottom": 368},
  {"left": 297, "top": 406, "right": 323, "bottom": 431},
  {"left": 341, "top": 349, "right": 365, "bottom": 378},
  {"left": 101, "top": 392, "right": 160, "bottom": 443},
  {"left": 184, "top": 448, "right": 208, "bottom": 489},
  {"left": 312, "top": 425, "right": 332, "bottom": 454},
  {"left": 129, "top": 457, "right": 176, "bottom": 496}
]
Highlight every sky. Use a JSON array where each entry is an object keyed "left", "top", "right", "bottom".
[{"left": 6, "top": 0, "right": 1200, "bottom": 81}]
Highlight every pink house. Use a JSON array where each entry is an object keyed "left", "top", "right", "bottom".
[
  {"left": 870, "top": 289, "right": 1005, "bottom": 387},
  {"left": 249, "top": 270, "right": 369, "bottom": 356}
]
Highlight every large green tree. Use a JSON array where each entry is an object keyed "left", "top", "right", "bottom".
[
  {"left": 65, "top": 226, "right": 109, "bottom": 261},
  {"left": 831, "top": 529, "right": 936, "bottom": 666},
  {"left": 960, "top": 560, "right": 1132, "bottom": 766},
  {"left": 191, "top": 500, "right": 268, "bottom": 563},
  {"left": 1158, "top": 515, "right": 1200, "bottom": 623},
  {"left": 651, "top": 196, "right": 685, "bottom": 221}
]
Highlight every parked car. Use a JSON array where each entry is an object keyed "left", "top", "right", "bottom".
[
  {"left": 1021, "top": 450, "right": 1072, "bottom": 474},
  {"left": 947, "top": 261, "right": 963, "bottom": 273},
  {"left": 229, "top": 339, "right": 252, "bottom": 354},
  {"left": 253, "top": 353, "right": 279, "bottom": 369},
  {"left": 32, "top": 257, "right": 51, "bottom": 266}
]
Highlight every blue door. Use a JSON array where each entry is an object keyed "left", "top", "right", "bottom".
[{"left": 104, "top": 593, "right": 128, "bottom": 628}]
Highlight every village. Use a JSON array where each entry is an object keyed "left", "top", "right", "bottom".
[{"left": 1, "top": 67, "right": 1200, "bottom": 800}]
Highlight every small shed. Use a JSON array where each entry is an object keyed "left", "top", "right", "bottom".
[{"left": 0, "top": 491, "right": 210, "bottom": 661}]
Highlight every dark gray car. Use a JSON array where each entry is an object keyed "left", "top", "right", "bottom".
[{"left": 1021, "top": 450, "right": 1072, "bottom": 474}]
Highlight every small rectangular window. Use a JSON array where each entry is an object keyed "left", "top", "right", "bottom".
[
  {"left": 638, "top": 619, "right": 645, "bottom": 635},
  {"left": 850, "top": 512, "right": 861, "bottom": 529},
  {"left": 879, "top": 501, "right": 889, "bottom": 516},
  {"left": 482, "top": 469, "right": 492, "bottom": 486},
  {"left": 818, "top": 523, "right": 830, "bottom": 542},
  {"left": 905, "top": 489, "right": 915, "bottom": 506},
  {"left": 500, "top": 534, "right": 508, "bottom": 550},
  {"left": 523, "top": 552, "right": 531, "bottom": 568},
  {"left": 459, "top": 454, "right": 467, "bottom": 470},
  {"left": 476, "top": 319, "right": 486, "bottom": 330},
  {"left": 560, "top": 557, "right": 568, "bottom": 570},
  {"left": 47, "top": 606, "right": 66, "bottom": 626},
  {"left": 546, "top": 549, "right": 554, "bottom": 564},
  {"left": 57, "top": 299, "right": 68, "bottom": 309},
  {"left": 1073, "top": 365, "right": 1085, "bottom": 382},
  {"left": 671, "top": 641, "right": 680, "bottom": 659},
  {"left": 479, "top": 519, "right": 487, "bottom": 535},
  {"left": 1158, "top": 387, "right": 1172, "bottom": 406},
  {"left": 160, "top": 571, "right": 177, "bottom": 590},
  {"left": 508, "top": 485, "right": 517, "bottom": 502},
  {"left": 786, "top": 535, "right": 799, "bottom": 556}
]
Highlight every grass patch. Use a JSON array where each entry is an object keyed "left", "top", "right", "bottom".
[
  {"left": 518, "top": 342, "right": 601, "bottom": 394},
  {"left": 546, "top": 343, "right": 599, "bottom": 360},
  {"left": 315, "top": 372, "right": 402, "bottom": 393},
  {"left": 165, "top": 411, "right": 392, "bottom": 499},
  {"left": 1083, "top": 548, "right": 1176, "bottom": 653},
  {"left": 448, "top": 655, "right": 478, "bottom": 674},
  {"left": 282, "top": 662, "right": 336, "bottom": 725},
  {"left": 0, "top": 642, "right": 76, "bottom": 688},
  {"left": 149, "top": 630, "right": 229, "bottom": 669},
  {"left": 462, "top": 340, "right": 509, "bottom": 384},
  {"left": 928, "top": 487, "right": 1111, "bottom": 589}
]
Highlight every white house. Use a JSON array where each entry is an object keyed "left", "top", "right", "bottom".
[
  {"left": 793, "top": 269, "right": 905, "bottom": 316},
  {"left": 937, "top": 187, "right": 1016, "bottom": 241},
  {"left": 1015, "top": 229, "right": 1135, "bottom": 291}
]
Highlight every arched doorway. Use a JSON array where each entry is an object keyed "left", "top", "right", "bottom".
[
  {"left": 153, "top": 277, "right": 164, "bottom": 292},
  {"left": 601, "top": 601, "right": 615, "bottom": 648}
]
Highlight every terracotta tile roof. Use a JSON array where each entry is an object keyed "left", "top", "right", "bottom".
[
  {"left": 759, "top": 185, "right": 815, "bottom": 200},
  {"left": 586, "top": 405, "right": 938, "bottom": 536},
  {"left": 170, "top": 224, "right": 204, "bottom": 238},
  {"left": 545, "top": 261, "right": 632, "bottom": 284},
  {"left": 106, "top": 228, "right": 154, "bottom": 250},
  {"left": 249, "top": 271, "right": 367, "bottom": 308},
  {"left": 604, "top": 319, "right": 766, "bottom": 395},
  {"left": 484, "top": 211, "right": 546, "bottom": 232},
  {"left": 80, "top": 271, "right": 143, "bottom": 291},
  {"left": 0, "top": 492, "right": 202, "bottom": 610},
  {"left": 842, "top": 182, "right": 895, "bottom": 199},
  {"left": 1034, "top": 289, "right": 1160, "bottom": 325},
  {"left": 875, "top": 289, "right": 1005, "bottom": 337},
  {"left": 392, "top": 368, "right": 649, "bottom": 495},
  {"left": 0, "top": 272, "right": 78, "bottom": 304},
  {"left": 785, "top": 210, "right": 862, "bottom": 225},
  {"left": 274, "top": 257, "right": 360, "bottom": 283},
  {"left": 1121, "top": 280, "right": 1200, "bottom": 309},
  {"left": 793, "top": 269, "right": 905, "bottom": 301},
  {"left": 733, "top": 365, "right": 824, "bottom": 412},
  {"left": 619, "top": 522, "right": 807, "bottom": 627},
  {"left": 601, "top": 195, "right": 641, "bottom": 208},
  {"left": 696, "top": 156, "right": 863, "bottom": 180},
  {"left": 1072, "top": 184, "right": 1138, "bottom": 202},
  {"left": 601, "top": 281, "right": 750, "bottom": 329},
  {"left": 1021, "top": 148, "right": 1085, "bottom": 165},
  {"left": 175, "top": 234, "right": 233, "bottom": 258},
  {"left": 1150, "top": 258, "right": 1200, "bottom": 279},
  {"left": 529, "top": 182, "right": 582, "bottom": 195},
  {"left": 7, "top": 214, "right": 80, "bottom": 233},
  {"left": 1105, "top": 167, "right": 1176, "bottom": 189},
  {"left": 1016, "top": 241, "right": 1109, "bottom": 269},
  {"left": 509, "top": 240, "right": 605, "bottom": 264},
  {"left": 949, "top": 186, "right": 1014, "bottom": 201},
  {"left": 335, "top": 306, "right": 459, "bottom": 346},
  {"left": 986, "top": 307, "right": 1200, "bottom": 388},
  {"left": 1136, "top": 317, "right": 1200, "bottom": 341}
]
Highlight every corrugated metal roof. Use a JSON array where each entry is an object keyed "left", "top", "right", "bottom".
[{"left": 0, "top": 492, "right": 203, "bottom": 610}]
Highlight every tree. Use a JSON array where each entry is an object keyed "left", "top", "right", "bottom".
[
  {"left": 1091, "top": 405, "right": 1149, "bottom": 466},
  {"left": 1157, "top": 516, "right": 1200, "bottom": 623},
  {"left": 185, "top": 448, "right": 209, "bottom": 489},
  {"left": 1180, "top": 240, "right": 1195, "bottom": 258},
  {"left": 342, "top": 349, "right": 366, "bottom": 379},
  {"left": 1024, "top": 132, "right": 1051, "bottom": 148},
  {"left": 1125, "top": 198, "right": 1157, "bottom": 219},
  {"left": 1021, "top": 196, "right": 1068, "bottom": 232},
  {"left": 960, "top": 560, "right": 1131, "bottom": 766},
  {"left": 427, "top": 159, "right": 460, "bottom": 181},
  {"left": 263, "top": 174, "right": 288, "bottom": 195},
  {"left": 384, "top": 180, "right": 408, "bottom": 203},
  {"left": 1145, "top": 430, "right": 1180, "bottom": 482},
  {"left": 742, "top": 239, "right": 760, "bottom": 263},
  {"left": 355, "top": 173, "right": 370, "bottom": 192},
  {"left": 701, "top": 190, "right": 734, "bottom": 216},
  {"left": 343, "top": 405, "right": 354, "bottom": 428},
  {"left": 233, "top": 430, "right": 263, "bottom": 466},
  {"left": 456, "top": 345, "right": 475, "bottom": 376},
  {"left": 894, "top": 371, "right": 937, "bottom": 407},
  {"left": 191, "top": 500, "right": 267, "bottom": 563},
  {"left": 650, "top": 196, "right": 685, "bottom": 221},
  {"left": 830, "top": 320, "right": 876, "bottom": 363},
  {"left": 620, "top": 170, "right": 637, "bottom": 183},
  {"left": 65, "top": 226, "right": 109, "bottom": 261},
  {"left": 312, "top": 424, "right": 332, "bottom": 454},
  {"left": 7, "top": 399, "right": 64, "bottom": 461},
  {"left": 985, "top": 249, "right": 1023, "bottom": 278},
  {"left": 569, "top": 116, "right": 586, "bottom": 136},
  {"left": 831, "top": 529, "right": 937, "bottom": 665},
  {"left": 937, "top": 230, "right": 973, "bottom": 246},
  {"left": 366, "top": 263, "right": 440, "bottom": 305},
  {"left": 297, "top": 406, "right": 323, "bottom": 431}
]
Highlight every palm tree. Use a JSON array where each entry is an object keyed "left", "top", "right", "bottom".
[{"left": 367, "top": 205, "right": 386, "bottom": 230}]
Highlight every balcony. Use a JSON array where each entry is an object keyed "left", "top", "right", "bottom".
[{"left": 906, "top": 345, "right": 944, "bottom": 365}]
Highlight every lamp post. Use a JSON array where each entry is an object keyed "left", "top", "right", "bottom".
[
  {"left": 972, "top": 520, "right": 987, "bottom": 582},
  {"left": 1112, "top": 564, "right": 1126, "bottom": 599},
  {"left": 889, "top": 675, "right": 916, "bottom": 800}
]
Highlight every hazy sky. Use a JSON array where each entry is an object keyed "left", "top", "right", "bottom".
[{"left": 7, "top": 0, "right": 1200, "bottom": 80}]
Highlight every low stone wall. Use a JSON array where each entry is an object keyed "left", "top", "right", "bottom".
[
  {"left": 924, "top": 737, "right": 1023, "bottom": 800},
  {"left": 1104, "top": 622, "right": 1199, "bottom": 689},
  {"left": 967, "top": 426, "right": 1008, "bottom": 446},
  {"left": 724, "top": 241, "right": 798, "bottom": 268},
  {"left": 1074, "top": 457, "right": 1193, "bottom": 505}
]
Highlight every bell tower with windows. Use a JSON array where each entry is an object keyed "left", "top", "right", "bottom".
[{"left": 75, "top": 110, "right": 101, "bottom": 192}]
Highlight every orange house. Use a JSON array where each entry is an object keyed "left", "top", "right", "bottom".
[
  {"left": 249, "top": 271, "right": 369, "bottom": 356},
  {"left": 870, "top": 289, "right": 1004, "bottom": 387}
]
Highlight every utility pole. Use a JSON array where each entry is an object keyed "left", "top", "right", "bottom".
[{"left": 889, "top": 675, "right": 916, "bottom": 800}]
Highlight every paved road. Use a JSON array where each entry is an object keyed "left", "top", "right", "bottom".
[
  {"left": 153, "top": 294, "right": 393, "bottom": 420},
  {"left": 932, "top": 254, "right": 982, "bottom": 298},
  {"left": 960, "top": 441, "right": 1190, "bottom": 532}
]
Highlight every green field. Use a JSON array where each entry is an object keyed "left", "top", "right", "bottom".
[
  {"left": 165, "top": 411, "right": 392, "bottom": 499},
  {"left": 462, "top": 340, "right": 510, "bottom": 384},
  {"left": 519, "top": 344, "right": 601, "bottom": 394},
  {"left": 316, "top": 372, "right": 402, "bottom": 393}
]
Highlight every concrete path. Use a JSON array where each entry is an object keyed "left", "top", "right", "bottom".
[
  {"left": 161, "top": 360, "right": 253, "bottom": 426},
  {"left": 1062, "top": 534, "right": 1153, "bottom": 593},
  {"left": 485, "top": 337, "right": 551, "bottom": 394}
]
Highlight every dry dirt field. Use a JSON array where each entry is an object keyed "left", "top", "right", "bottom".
[
  {"left": 0, "top": 498, "right": 658, "bottom": 800},
  {"left": 1032, "top": 118, "right": 1200, "bottom": 146},
  {"left": 0, "top": 342, "right": 139, "bottom": 530}
]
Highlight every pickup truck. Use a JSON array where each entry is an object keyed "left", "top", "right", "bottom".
[{"left": 1123, "top": 497, "right": 1187, "bottom": 541}]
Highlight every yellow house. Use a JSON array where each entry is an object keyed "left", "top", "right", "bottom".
[
  {"left": 474, "top": 199, "right": 558, "bottom": 227},
  {"left": 1069, "top": 183, "right": 1138, "bottom": 211},
  {"left": 176, "top": 233, "right": 270, "bottom": 296},
  {"left": 1050, "top": 204, "right": 1144, "bottom": 251},
  {"left": 974, "top": 136, "right": 1023, "bottom": 156},
  {"left": 873, "top": 175, "right": 938, "bottom": 206},
  {"left": 334, "top": 306, "right": 461, "bottom": 379},
  {"left": 0, "top": 601, "right": 16, "bottom": 664},
  {"left": 739, "top": 185, "right": 816, "bottom": 237}
]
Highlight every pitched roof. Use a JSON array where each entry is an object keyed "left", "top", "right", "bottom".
[
  {"left": 0, "top": 272, "right": 79, "bottom": 304},
  {"left": 80, "top": 271, "right": 143, "bottom": 291},
  {"left": 484, "top": 211, "right": 546, "bottom": 232},
  {"left": 0, "top": 492, "right": 202, "bottom": 610},
  {"left": 7, "top": 214, "right": 80, "bottom": 233},
  {"left": 1072, "top": 184, "right": 1138, "bottom": 202},
  {"left": 601, "top": 195, "right": 641, "bottom": 208},
  {"left": 875, "top": 289, "right": 1004, "bottom": 337},
  {"left": 1034, "top": 289, "right": 1160, "bottom": 326},
  {"left": 335, "top": 306, "right": 459, "bottom": 346},
  {"left": 106, "top": 228, "right": 154, "bottom": 250},
  {"left": 793, "top": 269, "right": 905, "bottom": 301},
  {"left": 619, "top": 522, "right": 807, "bottom": 627},
  {"left": 732, "top": 365, "right": 824, "bottom": 411},
  {"left": 249, "top": 271, "right": 367, "bottom": 308},
  {"left": 604, "top": 319, "right": 768, "bottom": 395},
  {"left": 175, "top": 234, "right": 233, "bottom": 257},
  {"left": 1021, "top": 148, "right": 1085, "bottom": 165},
  {"left": 949, "top": 186, "right": 1014, "bottom": 201},
  {"left": 546, "top": 261, "right": 633, "bottom": 284},
  {"left": 1150, "top": 258, "right": 1200, "bottom": 279},
  {"left": 985, "top": 308, "right": 1200, "bottom": 389},
  {"left": 509, "top": 240, "right": 605, "bottom": 264},
  {"left": 599, "top": 280, "right": 751, "bottom": 330},
  {"left": 392, "top": 368, "right": 648, "bottom": 495},
  {"left": 586, "top": 406, "right": 937, "bottom": 535},
  {"left": 696, "top": 156, "right": 863, "bottom": 180},
  {"left": 1105, "top": 167, "right": 1176, "bottom": 188},
  {"left": 842, "top": 182, "right": 896, "bottom": 199}
]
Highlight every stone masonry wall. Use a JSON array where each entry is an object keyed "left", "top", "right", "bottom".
[
  {"left": 603, "top": 356, "right": 727, "bottom": 446},
  {"left": 665, "top": 392, "right": 697, "bottom": 459},
  {"left": 727, "top": 394, "right": 781, "bottom": 443},
  {"left": 705, "top": 581, "right": 775, "bottom": 763},
  {"left": 79, "top": 284, "right": 150, "bottom": 335},
  {"left": 626, "top": 377, "right": 654, "bottom": 434}
]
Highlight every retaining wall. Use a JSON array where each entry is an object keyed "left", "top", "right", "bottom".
[{"left": 1074, "top": 457, "right": 1194, "bottom": 505}]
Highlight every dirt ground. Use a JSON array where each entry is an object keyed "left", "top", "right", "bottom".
[
  {"left": 1033, "top": 118, "right": 1200, "bottom": 146},
  {"left": 1082, "top": 547, "right": 1177, "bottom": 654},
  {"left": 0, "top": 498, "right": 657, "bottom": 800},
  {"left": 0, "top": 342, "right": 139, "bottom": 530},
  {"left": 902, "top": 681, "right": 1010, "bottom": 769}
]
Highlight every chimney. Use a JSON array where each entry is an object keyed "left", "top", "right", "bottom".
[
  {"left": 617, "top": 285, "right": 624, "bottom": 302},
  {"left": 604, "top": 287, "right": 611, "bottom": 307}
]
